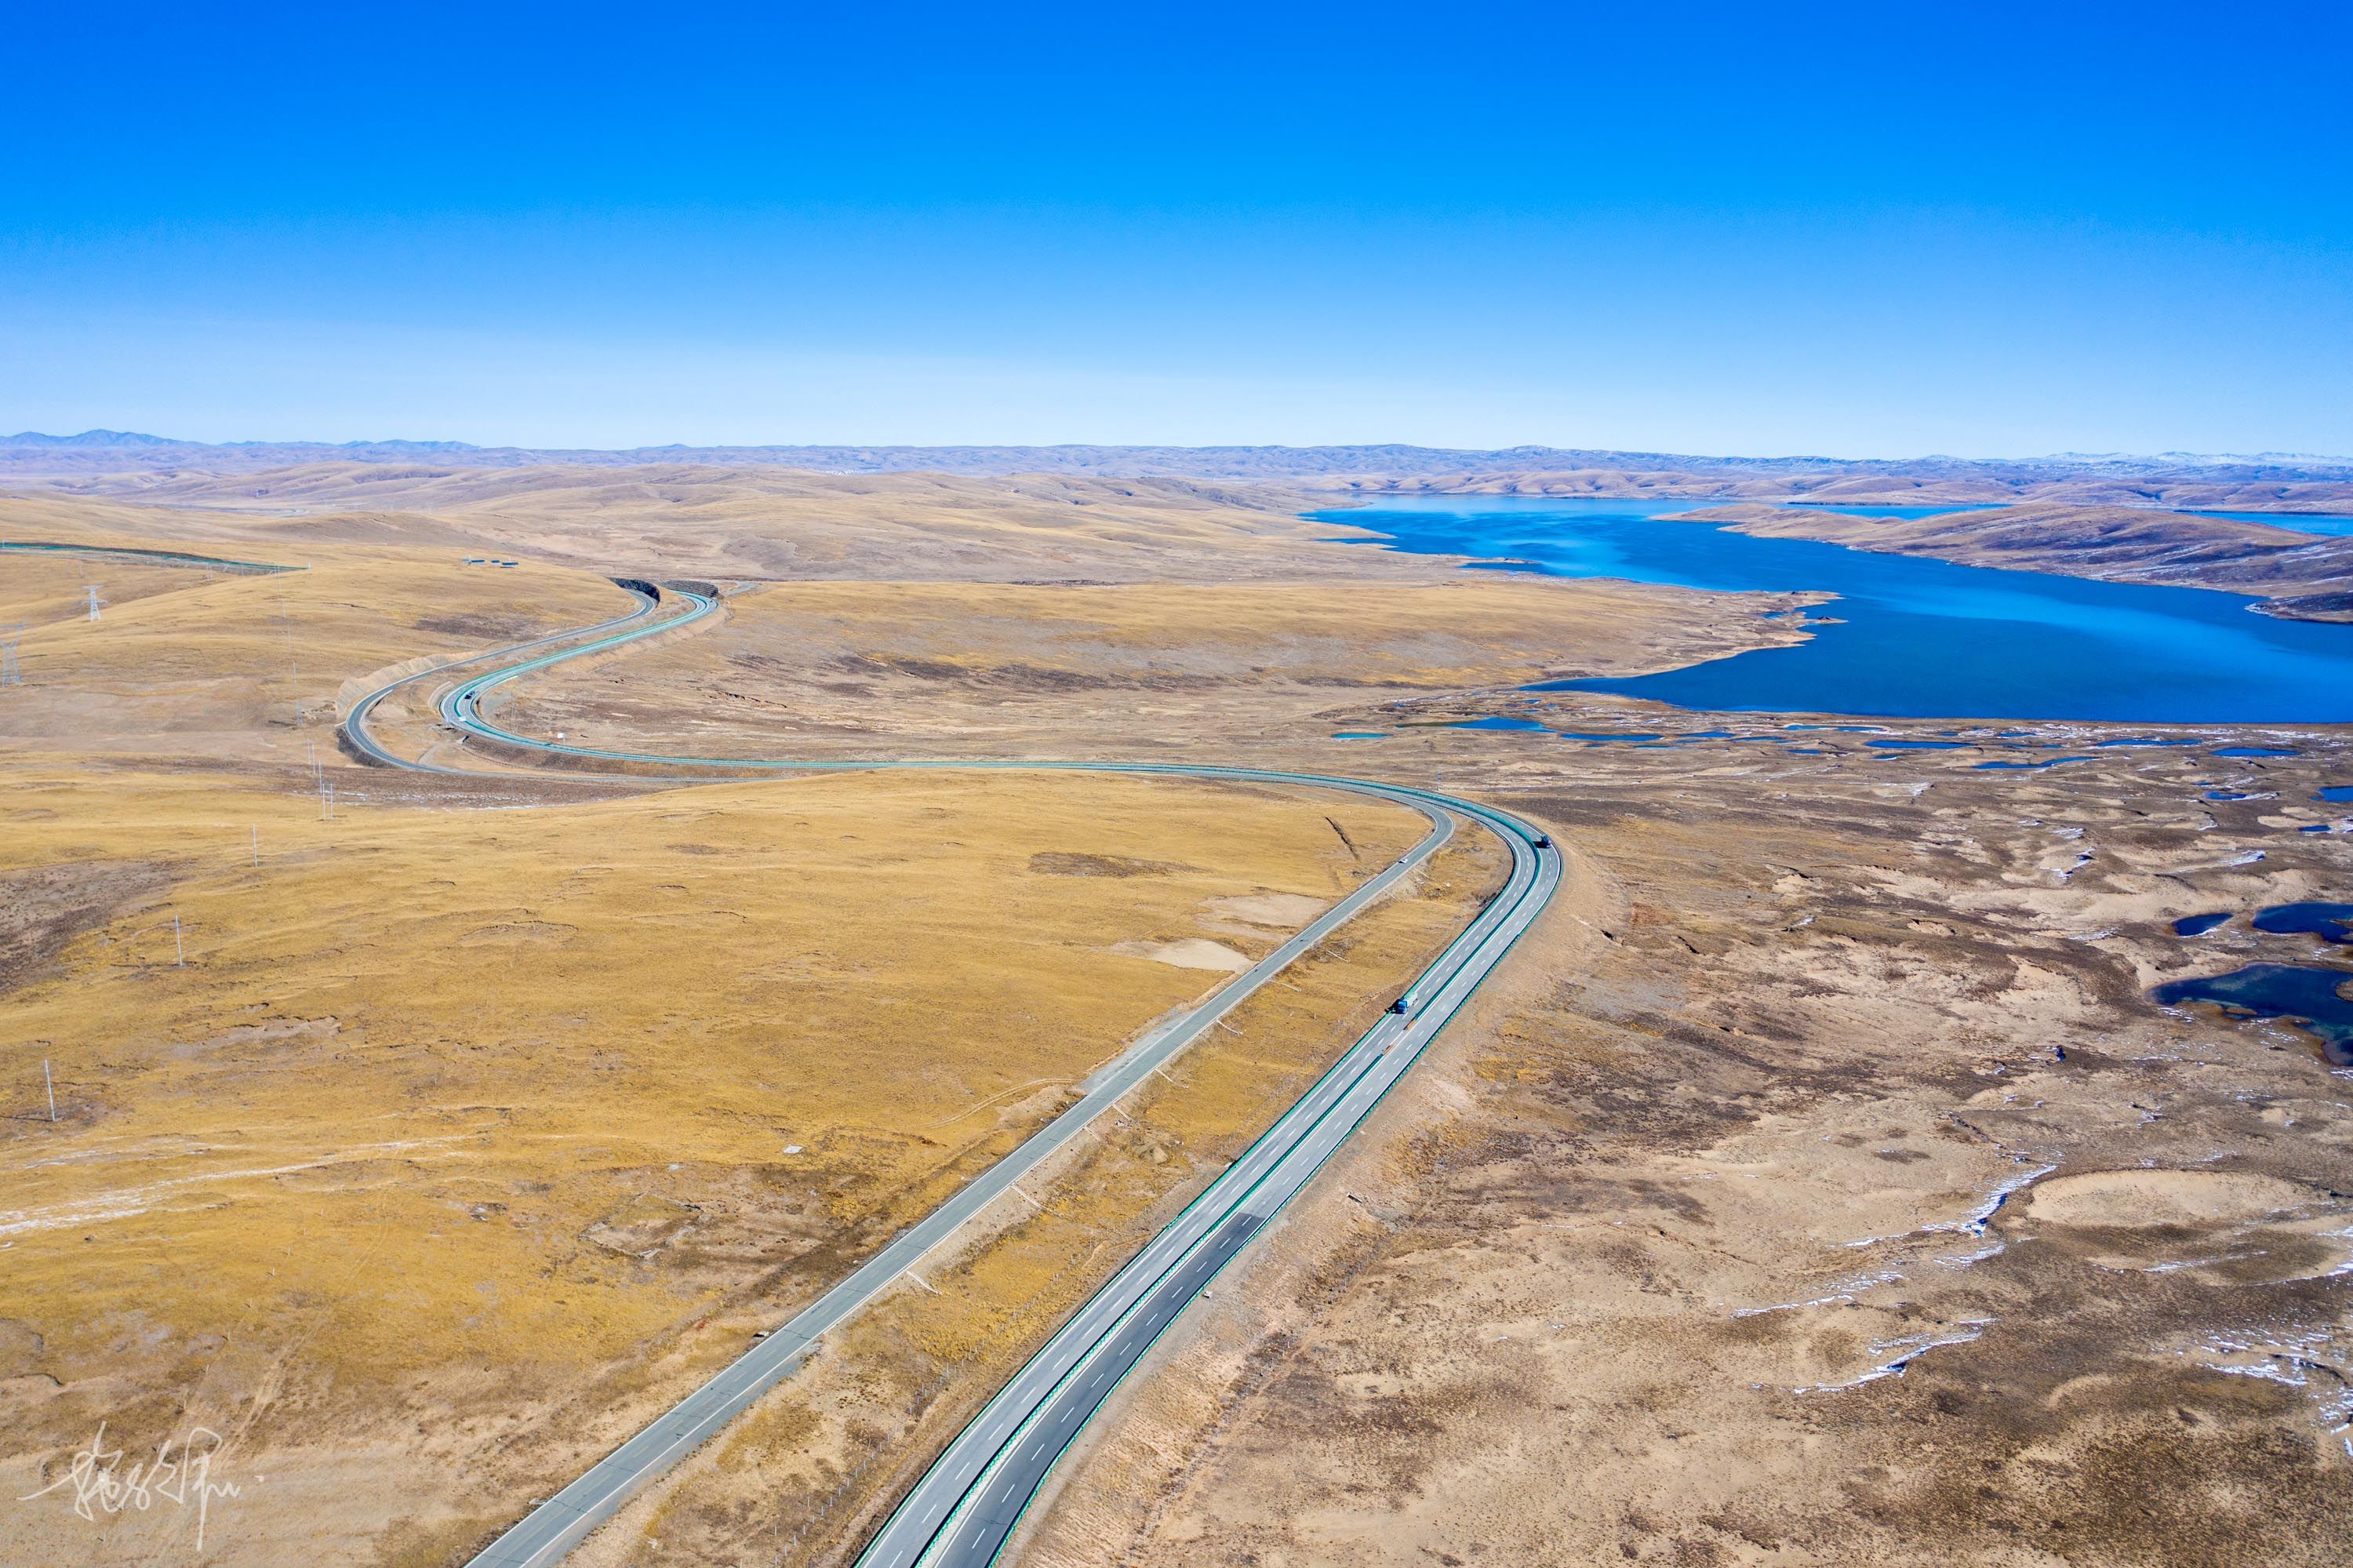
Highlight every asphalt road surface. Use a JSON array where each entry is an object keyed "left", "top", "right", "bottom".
[
  {"left": 0, "top": 538, "right": 301, "bottom": 575},
  {"left": 340, "top": 580, "right": 666, "bottom": 772},
  {"left": 341, "top": 580, "right": 1559, "bottom": 1568},
  {"left": 860, "top": 810, "right": 1553, "bottom": 1568}
]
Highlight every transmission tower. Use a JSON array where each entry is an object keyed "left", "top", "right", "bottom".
[
  {"left": 0, "top": 624, "right": 22, "bottom": 686},
  {"left": 84, "top": 585, "right": 107, "bottom": 622}
]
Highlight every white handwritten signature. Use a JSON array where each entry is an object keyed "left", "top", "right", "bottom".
[{"left": 19, "top": 1422, "right": 243, "bottom": 1551}]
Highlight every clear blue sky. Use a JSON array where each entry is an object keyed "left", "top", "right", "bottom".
[{"left": 4, "top": 2, "right": 2348, "bottom": 457}]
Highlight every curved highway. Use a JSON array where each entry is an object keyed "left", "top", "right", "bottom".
[
  {"left": 341, "top": 582, "right": 668, "bottom": 771},
  {"left": 341, "top": 579, "right": 1559, "bottom": 1568},
  {"left": 0, "top": 538, "right": 301, "bottom": 574}
]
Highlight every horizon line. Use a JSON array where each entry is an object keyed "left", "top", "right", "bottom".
[{"left": 7, "top": 428, "right": 2353, "bottom": 471}]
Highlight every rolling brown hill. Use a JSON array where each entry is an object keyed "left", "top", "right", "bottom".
[{"left": 1673, "top": 501, "right": 2353, "bottom": 619}]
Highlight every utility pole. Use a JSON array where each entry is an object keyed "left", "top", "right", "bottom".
[
  {"left": 44, "top": 1060, "right": 56, "bottom": 1122},
  {"left": 173, "top": 915, "right": 184, "bottom": 967},
  {"left": 0, "top": 623, "right": 23, "bottom": 686},
  {"left": 251, "top": 825, "right": 260, "bottom": 866},
  {"left": 84, "top": 585, "right": 106, "bottom": 622},
  {"left": 308, "top": 740, "right": 335, "bottom": 818}
]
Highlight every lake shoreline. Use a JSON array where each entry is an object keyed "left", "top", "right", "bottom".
[{"left": 1313, "top": 497, "right": 2353, "bottom": 723}]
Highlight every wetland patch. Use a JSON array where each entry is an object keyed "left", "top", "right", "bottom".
[
  {"left": 2149, "top": 962, "right": 2353, "bottom": 1064},
  {"left": 2253, "top": 902, "right": 2353, "bottom": 944}
]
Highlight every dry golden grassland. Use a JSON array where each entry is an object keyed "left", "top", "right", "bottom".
[
  {"left": 0, "top": 502, "right": 1547, "bottom": 1565},
  {"left": 0, "top": 553, "right": 219, "bottom": 630},
  {"left": 6, "top": 466, "right": 1368, "bottom": 585},
  {"left": 4, "top": 513, "right": 1506, "bottom": 1563},
  {"left": 558, "top": 835, "right": 1510, "bottom": 1568},
  {"left": 0, "top": 505, "right": 638, "bottom": 755},
  {"left": 0, "top": 755, "right": 1436, "bottom": 1565},
  {"left": 700, "top": 577, "right": 1751, "bottom": 684},
  {"left": 496, "top": 577, "right": 1808, "bottom": 762}
]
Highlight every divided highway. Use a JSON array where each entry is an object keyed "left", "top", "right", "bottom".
[
  {"left": 341, "top": 578, "right": 1560, "bottom": 1568},
  {"left": 860, "top": 797, "right": 1551, "bottom": 1568}
]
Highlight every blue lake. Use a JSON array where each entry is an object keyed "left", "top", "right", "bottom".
[
  {"left": 1442, "top": 715, "right": 1550, "bottom": 732},
  {"left": 2186, "top": 509, "right": 2353, "bottom": 538},
  {"left": 1315, "top": 497, "right": 2353, "bottom": 722},
  {"left": 2150, "top": 963, "right": 2353, "bottom": 1064},
  {"left": 2254, "top": 903, "right": 2353, "bottom": 944},
  {"left": 1772, "top": 502, "right": 2353, "bottom": 538}
]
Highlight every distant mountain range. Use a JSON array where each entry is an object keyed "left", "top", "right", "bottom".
[
  {"left": 3, "top": 430, "right": 484, "bottom": 456},
  {"left": 5, "top": 431, "right": 2353, "bottom": 504}
]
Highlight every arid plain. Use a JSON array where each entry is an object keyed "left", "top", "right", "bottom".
[{"left": 2, "top": 460, "right": 2348, "bottom": 1568}]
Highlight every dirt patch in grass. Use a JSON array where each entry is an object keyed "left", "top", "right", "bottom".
[
  {"left": 1030, "top": 852, "right": 1191, "bottom": 878},
  {"left": 0, "top": 862, "right": 170, "bottom": 1002}
]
